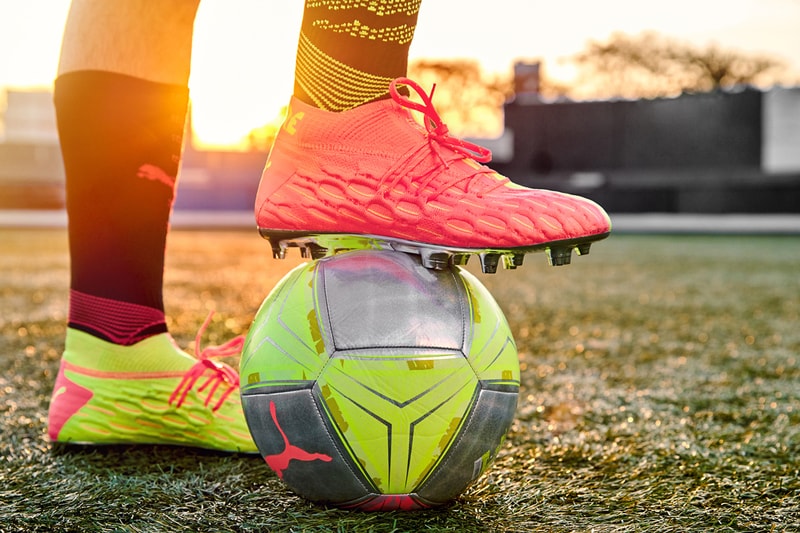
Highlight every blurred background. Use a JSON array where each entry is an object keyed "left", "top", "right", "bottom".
[{"left": 1, "top": 0, "right": 799, "bottom": 218}]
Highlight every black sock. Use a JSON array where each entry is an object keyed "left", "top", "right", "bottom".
[{"left": 54, "top": 70, "right": 189, "bottom": 344}]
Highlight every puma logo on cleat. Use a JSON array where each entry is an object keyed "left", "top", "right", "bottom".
[
  {"left": 137, "top": 164, "right": 176, "bottom": 188},
  {"left": 264, "top": 401, "right": 332, "bottom": 478},
  {"left": 282, "top": 104, "right": 305, "bottom": 135}
]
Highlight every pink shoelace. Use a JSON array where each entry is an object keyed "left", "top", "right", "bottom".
[
  {"left": 169, "top": 312, "right": 244, "bottom": 413},
  {"left": 389, "top": 77, "right": 492, "bottom": 163},
  {"left": 386, "top": 77, "right": 506, "bottom": 199}
]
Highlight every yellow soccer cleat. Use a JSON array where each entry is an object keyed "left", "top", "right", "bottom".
[{"left": 48, "top": 315, "right": 257, "bottom": 453}]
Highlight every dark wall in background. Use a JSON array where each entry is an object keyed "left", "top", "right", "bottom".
[{"left": 493, "top": 89, "right": 800, "bottom": 213}]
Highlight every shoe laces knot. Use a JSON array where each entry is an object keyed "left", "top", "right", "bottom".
[
  {"left": 385, "top": 77, "right": 504, "bottom": 200},
  {"left": 169, "top": 312, "right": 244, "bottom": 412},
  {"left": 389, "top": 77, "right": 492, "bottom": 165}
]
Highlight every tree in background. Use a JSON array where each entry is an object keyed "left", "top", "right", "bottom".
[
  {"left": 568, "top": 31, "right": 793, "bottom": 99},
  {"left": 244, "top": 33, "right": 795, "bottom": 143},
  {"left": 407, "top": 59, "right": 513, "bottom": 137}
]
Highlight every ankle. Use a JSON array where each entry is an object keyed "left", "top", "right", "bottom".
[
  {"left": 62, "top": 328, "right": 190, "bottom": 373},
  {"left": 68, "top": 289, "right": 167, "bottom": 345}
]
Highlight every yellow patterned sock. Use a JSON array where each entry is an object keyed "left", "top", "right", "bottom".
[{"left": 293, "top": 0, "right": 421, "bottom": 111}]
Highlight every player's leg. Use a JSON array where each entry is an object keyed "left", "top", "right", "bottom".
[
  {"left": 256, "top": 0, "right": 611, "bottom": 273},
  {"left": 291, "top": 0, "right": 419, "bottom": 111},
  {"left": 48, "top": 0, "right": 255, "bottom": 452}
]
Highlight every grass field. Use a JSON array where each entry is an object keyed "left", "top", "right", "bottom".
[{"left": 1, "top": 228, "right": 798, "bottom": 532}]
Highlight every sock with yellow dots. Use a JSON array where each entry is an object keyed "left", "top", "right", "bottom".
[{"left": 293, "top": 0, "right": 421, "bottom": 111}]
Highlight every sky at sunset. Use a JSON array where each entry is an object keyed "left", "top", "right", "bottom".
[{"left": 2, "top": 0, "right": 799, "bottom": 148}]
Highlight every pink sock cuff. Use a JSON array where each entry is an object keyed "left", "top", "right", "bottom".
[{"left": 69, "top": 289, "right": 166, "bottom": 346}]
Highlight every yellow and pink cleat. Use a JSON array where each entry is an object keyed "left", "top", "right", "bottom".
[{"left": 48, "top": 316, "right": 257, "bottom": 453}]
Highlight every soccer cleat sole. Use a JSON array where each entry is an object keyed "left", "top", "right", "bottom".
[{"left": 259, "top": 229, "right": 610, "bottom": 274}]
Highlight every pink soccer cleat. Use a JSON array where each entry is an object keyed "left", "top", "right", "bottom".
[{"left": 255, "top": 78, "right": 611, "bottom": 273}]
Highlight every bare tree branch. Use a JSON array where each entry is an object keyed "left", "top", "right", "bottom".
[
  {"left": 408, "top": 59, "right": 513, "bottom": 137},
  {"left": 569, "top": 32, "right": 791, "bottom": 99}
]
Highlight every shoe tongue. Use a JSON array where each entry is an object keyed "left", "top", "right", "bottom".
[
  {"left": 63, "top": 328, "right": 196, "bottom": 373},
  {"left": 358, "top": 100, "right": 425, "bottom": 145},
  {"left": 288, "top": 96, "right": 425, "bottom": 149}
]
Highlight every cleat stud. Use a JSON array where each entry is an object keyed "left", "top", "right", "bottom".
[
  {"left": 420, "top": 250, "right": 451, "bottom": 270},
  {"left": 479, "top": 253, "right": 501, "bottom": 274},
  {"left": 300, "top": 247, "right": 310, "bottom": 259},
  {"left": 501, "top": 253, "right": 525, "bottom": 270},
  {"left": 577, "top": 243, "right": 592, "bottom": 256},
  {"left": 546, "top": 246, "right": 572, "bottom": 266},
  {"left": 451, "top": 253, "right": 471, "bottom": 266},
  {"left": 268, "top": 238, "right": 285, "bottom": 260},
  {"left": 309, "top": 243, "right": 328, "bottom": 259}
]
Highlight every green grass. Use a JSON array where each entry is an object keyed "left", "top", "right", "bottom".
[{"left": 1, "top": 229, "right": 798, "bottom": 532}]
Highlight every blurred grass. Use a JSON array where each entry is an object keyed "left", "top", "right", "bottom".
[{"left": 1, "top": 228, "right": 798, "bottom": 532}]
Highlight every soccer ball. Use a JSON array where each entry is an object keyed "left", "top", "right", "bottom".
[{"left": 240, "top": 250, "right": 519, "bottom": 510}]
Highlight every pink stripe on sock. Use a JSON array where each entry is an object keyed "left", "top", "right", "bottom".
[{"left": 69, "top": 289, "right": 166, "bottom": 345}]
